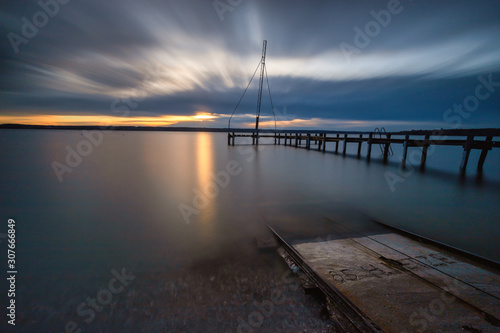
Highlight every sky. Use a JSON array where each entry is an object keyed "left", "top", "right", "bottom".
[{"left": 1, "top": 0, "right": 500, "bottom": 130}]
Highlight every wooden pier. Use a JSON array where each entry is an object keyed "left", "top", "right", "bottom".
[
  {"left": 226, "top": 41, "right": 499, "bottom": 176},
  {"left": 227, "top": 128, "right": 500, "bottom": 175}
]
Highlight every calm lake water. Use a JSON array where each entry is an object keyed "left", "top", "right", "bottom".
[{"left": 0, "top": 129, "right": 499, "bottom": 331}]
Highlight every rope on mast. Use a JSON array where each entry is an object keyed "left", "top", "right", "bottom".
[
  {"left": 228, "top": 60, "right": 261, "bottom": 129},
  {"left": 228, "top": 40, "right": 274, "bottom": 134}
]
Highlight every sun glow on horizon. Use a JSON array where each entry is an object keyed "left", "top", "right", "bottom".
[
  {"left": 0, "top": 113, "right": 220, "bottom": 127},
  {"left": 193, "top": 113, "right": 217, "bottom": 121}
]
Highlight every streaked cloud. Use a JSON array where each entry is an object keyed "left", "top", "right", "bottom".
[{"left": 1, "top": 0, "right": 499, "bottom": 129}]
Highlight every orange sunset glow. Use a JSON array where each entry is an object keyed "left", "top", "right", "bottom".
[{"left": 0, "top": 113, "right": 219, "bottom": 127}]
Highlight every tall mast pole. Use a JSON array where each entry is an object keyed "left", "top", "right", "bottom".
[{"left": 255, "top": 40, "right": 267, "bottom": 145}]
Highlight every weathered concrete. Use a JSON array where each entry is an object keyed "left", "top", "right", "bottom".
[{"left": 264, "top": 206, "right": 500, "bottom": 332}]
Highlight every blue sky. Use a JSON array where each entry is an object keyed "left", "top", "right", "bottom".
[{"left": 1, "top": 0, "right": 500, "bottom": 130}]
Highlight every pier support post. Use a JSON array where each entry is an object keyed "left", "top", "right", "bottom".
[
  {"left": 284, "top": 133, "right": 287, "bottom": 146},
  {"left": 402, "top": 135, "right": 409, "bottom": 168},
  {"left": 232, "top": 132, "right": 235, "bottom": 146},
  {"left": 318, "top": 134, "right": 322, "bottom": 151},
  {"left": 295, "top": 133, "right": 298, "bottom": 147},
  {"left": 383, "top": 134, "right": 392, "bottom": 164},
  {"left": 322, "top": 133, "right": 327, "bottom": 152},
  {"left": 307, "top": 134, "right": 311, "bottom": 150},
  {"left": 460, "top": 135, "right": 473, "bottom": 175},
  {"left": 277, "top": 134, "right": 280, "bottom": 145},
  {"left": 252, "top": 133, "right": 255, "bottom": 145},
  {"left": 335, "top": 134, "right": 339, "bottom": 154},
  {"left": 357, "top": 134, "right": 363, "bottom": 158},
  {"left": 343, "top": 134, "right": 348, "bottom": 156},
  {"left": 367, "top": 133, "right": 373, "bottom": 162},
  {"left": 227, "top": 133, "right": 231, "bottom": 145},
  {"left": 477, "top": 136, "right": 493, "bottom": 173},
  {"left": 419, "top": 134, "right": 430, "bottom": 171}
]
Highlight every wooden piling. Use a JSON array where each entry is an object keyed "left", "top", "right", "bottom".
[
  {"left": 343, "top": 134, "right": 348, "bottom": 156},
  {"left": 367, "top": 133, "right": 373, "bottom": 162},
  {"left": 232, "top": 132, "right": 235, "bottom": 146},
  {"left": 357, "top": 134, "right": 362, "bottom": 158},
  {"left": 420, "top": 134, "right": 430, "bottom": 171},
  {"left": 322, "top": 133, "right": 327, "bottom": 152},
  {"left": 402, "top": 135, "right": 409, "bottom": 168},
  {"left": 295, "top": 133, "right": 298, "bottom": 147},
  {"left": 477, "top": 136, "right": 493, "bottom": 173},
  {"left": 335, "top": 134, "right": 339, "bottom": 154},
  {"left": 284, "top": 133, "right": 287, "bottom": 146},
  {"left": 307, "top": 134, "right": 311, "bottom": 150},
  {"left": 383, "top": 134, "right": 391, "bottom": 163},
  {"left": 460, "top": 135, "right": 474, "bottom": 175}
]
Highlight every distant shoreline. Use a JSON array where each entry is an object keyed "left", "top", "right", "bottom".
[
  {"left": 0, "top": 123, "right": 231, "bottom": 133},
  {"left": 1, "top": 123, "right": 500, "bottom": 136}
]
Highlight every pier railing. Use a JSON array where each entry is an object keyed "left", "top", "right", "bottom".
[{"left": 227, "top": 128, "right": 500, "bottom": 176}]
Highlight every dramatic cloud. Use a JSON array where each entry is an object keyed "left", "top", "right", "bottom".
[{"left": 1, "top": 0, "right": 499, "bottom": 129}]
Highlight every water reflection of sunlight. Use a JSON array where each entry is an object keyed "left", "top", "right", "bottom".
[
  {"left": 196, "top": 133, "right": 216, "bottom": 234},
  {"left": 197, "top": 132, "right": 213, "bottom": 187}
]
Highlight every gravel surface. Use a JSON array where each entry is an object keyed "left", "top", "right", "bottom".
[{"left": 10, "top": 243, "right": 336, "bottom": 332}]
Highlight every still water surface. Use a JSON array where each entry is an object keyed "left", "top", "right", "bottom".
[
  {"left": 1, "top": 129, "right": 499, "bottom": 265},
  {"left": 0, "top": 129, "right": 499, "bottom": 330}
]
